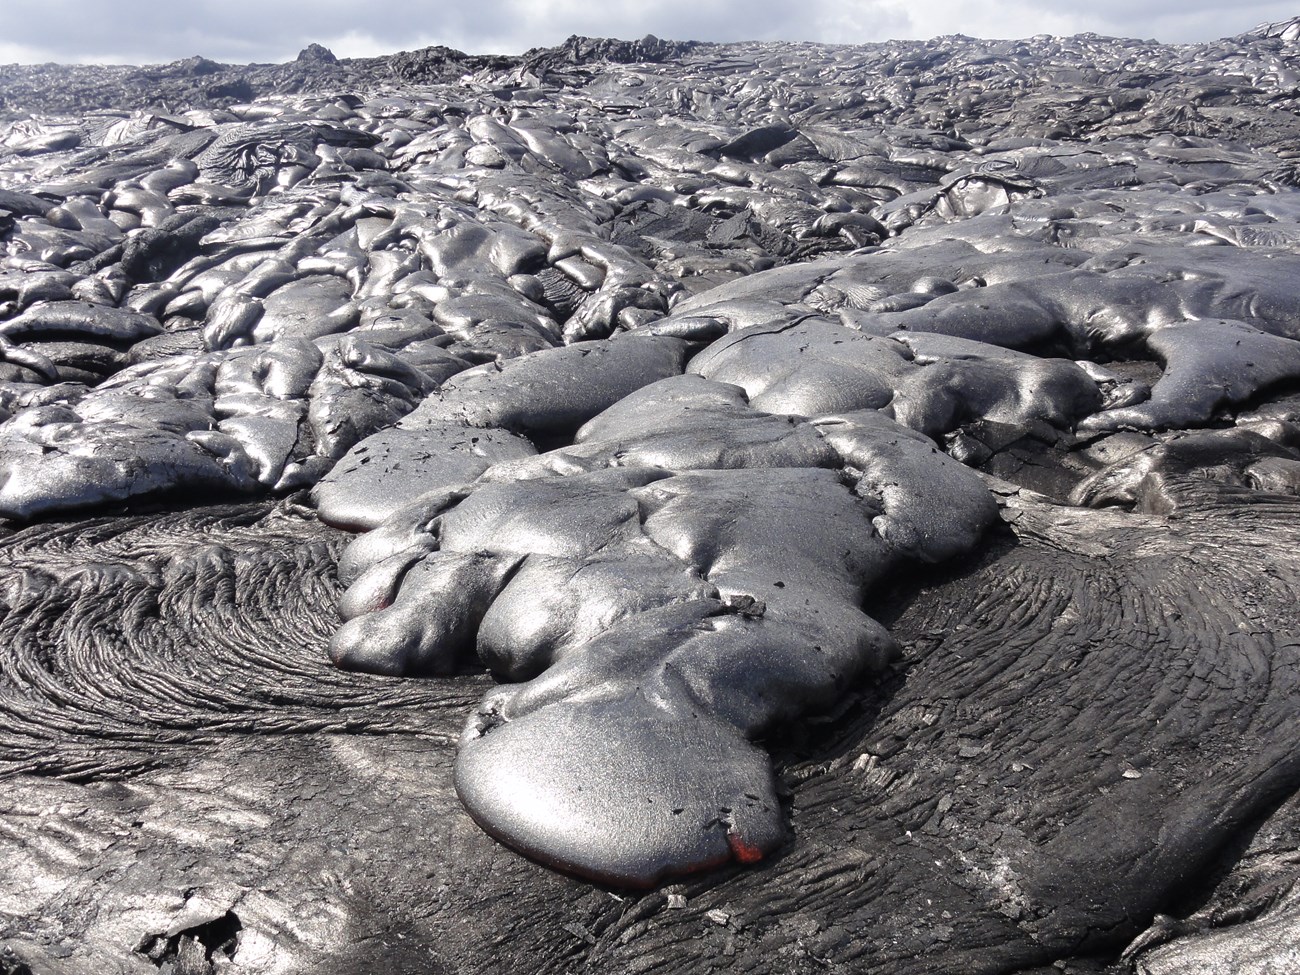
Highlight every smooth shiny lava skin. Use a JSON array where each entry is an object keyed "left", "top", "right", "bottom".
[{"left": 3, "top": 23, "right": 1300, "bottom": 945}]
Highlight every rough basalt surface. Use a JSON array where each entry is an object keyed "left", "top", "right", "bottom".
[{"left": 3, "top": 19, "right": 1300, "bottom": 975}]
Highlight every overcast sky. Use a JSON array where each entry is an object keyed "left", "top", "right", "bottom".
[{"left": 0, "top": 0, "right": 1295, "bottom": 66}]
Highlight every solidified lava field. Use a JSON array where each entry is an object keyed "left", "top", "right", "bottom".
[{"left": 3, "top": 21, "right": 1300, "bottom": 975}]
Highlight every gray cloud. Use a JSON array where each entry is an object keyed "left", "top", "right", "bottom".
[
  {"left": 1065, "top": 0, "right": 1299, "bottom": 41},
  {"left": 0, "top": 0, "right": 1290, "bottom": 65}
]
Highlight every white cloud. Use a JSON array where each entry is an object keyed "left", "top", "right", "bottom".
[
  {"left": 0, "top": 40, "right": 61, "bottom": 65},
  {"left": 883, "top": 0, "right": 1088, "bottom": 40},
  {"left": 320, "top": 31, "right": 428, "bottom": 60},
  {"left": 0, "top": 0, "right": 1291, "bottom": 65}
]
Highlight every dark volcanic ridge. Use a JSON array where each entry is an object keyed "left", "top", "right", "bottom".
[
  {"left": 3, "top": 17, "right": 1300, "bottom": 975},
  {"left": 0, "top": 35, "right": 701, "bottom": 120},
  {"left": 0, "top": 22, "right": 1296, "bottom": 137}
]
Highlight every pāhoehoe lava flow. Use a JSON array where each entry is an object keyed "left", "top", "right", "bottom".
[{"left": 4, "top": 20, "right": 1300, "bottom": 974}]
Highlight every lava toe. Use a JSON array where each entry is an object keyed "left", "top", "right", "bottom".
[{"left": 454, "top": 689, "right": 786, "bottom": 887}]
